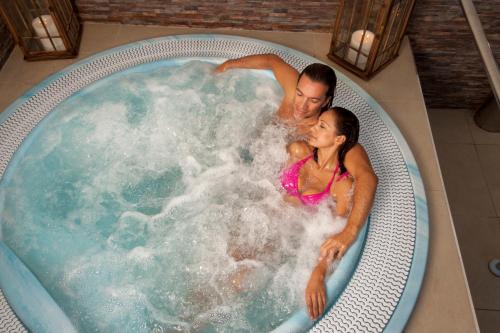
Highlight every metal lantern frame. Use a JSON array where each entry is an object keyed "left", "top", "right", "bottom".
[
  {"left": 0, "top": 0, "right": 81, "bottom": 61},
  {"left": 328, "top": 0, "right": 416, "bottom": 80}
]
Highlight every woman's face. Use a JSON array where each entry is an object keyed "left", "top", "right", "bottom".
[{"left": 307, "top": 110, "right": 344, "bottom": 149}]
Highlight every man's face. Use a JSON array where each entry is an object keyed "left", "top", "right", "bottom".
[{"left": 293, "top": 75, "right": 330, "bottom": 121}]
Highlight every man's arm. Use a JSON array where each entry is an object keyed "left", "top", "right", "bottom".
[
  {"left": 320, "top": 144, "right": 378, "bottom": 258},
  {"left": 215, "top": 54, "right": 299, "bottom": 102}
]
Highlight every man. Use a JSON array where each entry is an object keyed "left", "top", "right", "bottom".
[
  {"left": 216, "top": 55, "right": 336, "bottom": 136},
  {"left": 216, "top": 54, "right": 378, "bottom": 318}
]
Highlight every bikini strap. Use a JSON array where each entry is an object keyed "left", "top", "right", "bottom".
[
  {"left": 299, "top": 154, "right": 313, "bottom": 165},
  {"left": 336, "top": 171, "right": 350, "bottom": 181},
  {"left": 324, "top": 164, "right": 340, "bottom": 192}
]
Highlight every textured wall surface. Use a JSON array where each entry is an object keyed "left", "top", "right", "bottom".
[
  {"left": 408, "top": 0, "right": 500, "bottom": 109},
  {"left": 1, "top": 1, "right": 499, "bottom": 109},
  {"left": 0, "top": 18, "right": 14, "bottom": 70},
  {"left": 76, "top": 0, "right": 340, "bottom": 32}
]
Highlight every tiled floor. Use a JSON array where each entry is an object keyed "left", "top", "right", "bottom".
[{"left": 427, "top": 108, "right": 500, "bottom": 332}]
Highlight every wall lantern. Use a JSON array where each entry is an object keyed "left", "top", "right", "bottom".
[
  {"left": 328, "top": 0, "right": 416, "bottom": 79},
  {"left": 0, "top": 0, "right": 81, "bottom": 61}
]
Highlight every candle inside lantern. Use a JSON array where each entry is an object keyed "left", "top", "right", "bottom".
[
  {"left": 31, "top": 15, "right": 66, "bottom": 51},
  {"left": 346, "top": 30, "right": 375, "bottom": 70}
]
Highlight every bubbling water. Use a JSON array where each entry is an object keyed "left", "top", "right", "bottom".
[{"left": 0, "top": 60, "right": 347, "bottom": 332}]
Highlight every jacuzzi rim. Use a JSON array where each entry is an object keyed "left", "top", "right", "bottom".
[{"left": 0, "top": 34, "right": 429, "bottom": 333}]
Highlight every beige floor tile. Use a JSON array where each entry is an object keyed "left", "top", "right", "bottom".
[
  {"left": 0, "top": 46, "right": 21, "bottom": 82},
  {"left": 196, "top": 27, "right": 324, "bottom": 57},
  {"left": 79, "top": 22, "right": 122, "bottom": 56},
  {"left": 435, "top": 143, "right": 496, "bottom": 217},
  {"left": 112, "top": 24, "right": 196, "bottom": 47},
  {"left": 311, "top": 32, "right": 333, "bottom": 62},
  {"left": 466, "top": 110, "right": 500, "bottom": 145},
  {"left": 353, "top": 38, "right": 423, "bottom": 103},
  {"left": 427, "top": 109, "right": 474, "bottom": 144},
  {"left": 406, "top": 189, "right": 478, "bottom": 333},
  {"left": 0, "top": 46, "right": 60, "bottom": 85},
  {"left": 476, "top": 144, "right": 500, "bottom": 217},
  {"left": 0, "top": 81, "right": 36, "bottom": 113},
  {"left": 476, "top": 310, "right": 500, "bottom": 333},
  {"left": 452, "top": 215, "right": 500, "bottom": 310},
  {"left": 239, "top": 30, "right": 318, "bottom": 57}
]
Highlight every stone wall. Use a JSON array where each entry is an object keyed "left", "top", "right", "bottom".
[
  {"left": 76, "top": 0, "right": 339, "bottom": 32},
  {"left": 0, "top": 18, "right": 14, "bottom": 70},
  {"left": 408, "top": 0, "right": 500, "bottom": 109}
]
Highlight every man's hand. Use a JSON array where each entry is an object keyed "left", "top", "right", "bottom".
[{"left": 320, "top": 229, "right": 357, "bottom": 260}]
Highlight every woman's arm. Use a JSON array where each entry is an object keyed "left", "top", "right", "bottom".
[{"left": 305, "top": 254, "right": 333, "bottom": 320}]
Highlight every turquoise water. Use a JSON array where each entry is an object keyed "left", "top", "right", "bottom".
[{"left": 0, "top": 60, "right": 346, "bottom": 332}]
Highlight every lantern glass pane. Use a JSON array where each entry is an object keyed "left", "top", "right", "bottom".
[
  {"left": 0, "top": 0, "right": 80, "bottom": 58},
  {"left": 328, "top": 0, "right": 415, "bottom": 78},
  {"left": 25, "top": 0, "right": 50, "bottom": 19},
  {"left": 336, "top": 0, "right": 384, "bottom": 70}
]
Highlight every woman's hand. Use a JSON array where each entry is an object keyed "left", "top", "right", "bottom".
[
  {"left": 320, "top": 229, "right": 357, "bottom": 260},
  {"left": 305, "top": 267, "right": 327, "bottom": 320}
]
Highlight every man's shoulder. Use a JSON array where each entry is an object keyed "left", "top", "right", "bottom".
[
  {"left": 344, "top": 143, "right": 370, "bottom": 164},
  {"left": 347, "top": 143, "right": 366, "bottom": 155}
]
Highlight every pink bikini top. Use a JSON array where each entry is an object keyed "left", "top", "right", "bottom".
[{"left": 280, "top": 155, "right": 349, "bottom": 206}]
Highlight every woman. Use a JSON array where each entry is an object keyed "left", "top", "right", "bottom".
[{"left": 280, "top": 106, "right": 362, "bottom": 320}]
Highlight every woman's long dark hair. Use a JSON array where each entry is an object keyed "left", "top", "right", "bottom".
[
  {"left": 313, "top": 107, "right": 359, "bottom": 174},
  {"left": 298, "top": 63, "right": 337, "bottom": 112}
]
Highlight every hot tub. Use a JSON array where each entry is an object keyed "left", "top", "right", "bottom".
[{"left": 0, "top": 34, "right": 428, "bottom": 333}]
